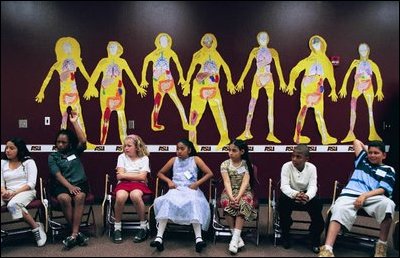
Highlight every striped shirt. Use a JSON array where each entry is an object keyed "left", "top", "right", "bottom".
[{"left": 341, "top": 150, "right": 396, "bottom": 198}]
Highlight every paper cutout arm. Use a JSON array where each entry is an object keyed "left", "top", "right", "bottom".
[
  {"left": 35, "top": 63, "right": 57, "bottom": 103},
  {"left": 339, "top": 60, "right": 358, "bottom": 98},
  {"left": 86, "top": 59, "right": 106, "bottom": 96},
  {"left": 123, "top": 59, "right": 146, "bottom": 98},
  {"left": 183, "top": 54, "right": 199, "bottom": 96},
  {"left": 286, "top": 60, "right": 306, "bottom": 95},
  {"left": 140, "top": 54, "right": 152, "bottom": 88},
  {"left": 80, "top": 59, "right": 98, "bottom": 100},
  {"left": 217, "top": 53, "right": 236, "bottom": 95},
  {"left": 370, "top": 60, "right": 384, "bottom": 101},
  {"left": 323, "top": 57, "right": 338, "bottom": 102},
  {"left": 171, "top": 51, "right": 186, "bottom": 88},
  {"left": 270, "top": 48, "right": 287, "bottom": 91},
  {"left": 236, "top": 48, "right": 257, "bottom": 92}
]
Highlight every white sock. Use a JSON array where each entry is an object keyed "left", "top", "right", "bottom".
[
  {"left": 192, "top": 223, "right": 202, "bottom": 243},
  {"left": 140, "top": 220, "right": 148, "bottom": 229},
  {"left": 114, "top": 222, "right": 122, "bottom": 231},
  {"left": 377, "top": 240, "right": 387, "bottom": 245},
  {"left": 233, "top": 228, "right": 242, "bottom": 238},
  {"left": 325, "top": 245, "right": 333, "bottom": 252},
  {"left": 156, "top": 219, "right": 167, "bottom": 242}
]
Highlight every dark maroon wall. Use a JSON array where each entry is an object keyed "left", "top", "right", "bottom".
[{"left": 1, "top": 1, "right": 398, "bottom": 202}]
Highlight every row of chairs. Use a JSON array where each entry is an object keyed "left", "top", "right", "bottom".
[{"left": 2, "top": 173, "right": 397, "bottom": 252}]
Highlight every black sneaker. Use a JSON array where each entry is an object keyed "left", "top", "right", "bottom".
[
  {"left": 133, "top": 228, "right": 148, "bottom": 243},
  {"left": 113, "top": 230, "right": 123, "bottom": 244},
  {"left": 76, "top": 232, "right": 89, "bottom": 246},
  {"left": 62, "top": 236, "right": 78, "bottom": 250}
]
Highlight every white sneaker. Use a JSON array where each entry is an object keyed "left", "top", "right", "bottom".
[
  {"left": 229, "top": 237, "right": 239, "bottom": 254},
  {"left": 32, "top": 222, "right": 46, "bottom": 247},
  {"left": 238, "top": 237, "right": 245, "bottom": 249}
]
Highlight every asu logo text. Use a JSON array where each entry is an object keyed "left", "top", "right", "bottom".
[
  {"left": 159, "top": 146, "right": 169, "bottom": 151},
  {"left": 201, "top": 146, "right": 211, "bottom": 152},
  {"left": 94, "top": 146, "right": 105, "bottom": 151},
  {"left": 264, "top": 146, "right": 275, "bottom": 152},
  {"left": 221, "top": 146, "right": 229, "bottom": 151},
  {"left": 115, "top": 146, "right": 123, "bottom": 152},
  {"left": 327, "top": 146, "right": 337, "bottom": 152},
  {"left": 285, "top": 146, "right": 294, "bottom": 152},
  {"left": 308, "top": 146, "right": 317, "bottom": 152},
  {"left": 31, "top": 145, "right": 41, "bottom": 151}
]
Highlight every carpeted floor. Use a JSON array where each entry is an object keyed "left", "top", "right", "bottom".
[{"left": 1, "top": 205, "right": 399, "bottom": 257}]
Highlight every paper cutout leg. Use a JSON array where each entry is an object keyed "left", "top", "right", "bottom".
[
  {"left": 265, "top": 84, "right": 280, "bottom": 143},
  {"left": 341, "top": 82, "right": 382, "bottom": 143},
  {"left": 151, "top": 92, "right": 165, "bottom": 131},
  {"left": 293, "top": 78, "right": 337, "bottom": 145},
  {"left": 188, "top": 96, "right": 207, "bottom": 151},
  {"left": 208, "top": 94, "right": 230, "bottom": 150}
]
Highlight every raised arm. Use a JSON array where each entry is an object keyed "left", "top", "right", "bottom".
[
  {"left": 70, "top": 111, "right": 87, "bottom": 147},
  {"left": 353, "top": 139, "right": 367, "bottom": 157}
]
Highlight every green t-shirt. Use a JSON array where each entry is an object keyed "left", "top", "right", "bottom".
[{"left": 48, "top": 144, "right": 87, "bottom": 185}]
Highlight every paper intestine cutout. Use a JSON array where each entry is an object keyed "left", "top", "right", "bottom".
[
  {"left": 286, "top": 35, "right": 338, "bottom": 145},
  {"left": 236, "top": 31, "right": 287, "bottom": 143},
  {"left": 141, "top": 33, "right": 189, "bottom": 131},
  {"left": 35, "top": 37, "right": 95, "bottom": 148},
  {"left": 339, "top": 43, "right": 383, "bottom": 143},
  {"left": 83, "top": 41, "right": 146, "bottom": 145},
  {"left": 183, "top": 33, "right": 236, "bottom": 150}
]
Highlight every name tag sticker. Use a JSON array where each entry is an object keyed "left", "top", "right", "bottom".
[
  {"left": 184, "top": 170, "right": 193, "bottom": 179},
  {"left": 67, "top": 154, "right": 77, "bottom": 161},
  {"left": 375, "top": 169, "right": 386, "bottom": 177},
  {"left": 237, "top": 166, "right": 246, "bottom": 174}
]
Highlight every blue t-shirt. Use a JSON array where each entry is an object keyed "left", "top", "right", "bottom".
[{"left": 341, "top": 150, "right": 396, "bottom": 198}]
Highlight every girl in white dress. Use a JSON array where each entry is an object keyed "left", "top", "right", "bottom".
[{"left": 150, "top": 139, "right": 213, "bottom": 252}]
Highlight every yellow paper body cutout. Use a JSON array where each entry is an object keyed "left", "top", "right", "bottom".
[
  {"left": 84, "top": 41, "right": 146, "bottom": 145},
  {"left": 236, "top": 31, "right": 287, "bottom": 143},
  {"left": 184, "top": 33, "right": 236, "bottom": 150},
  {"left": 286, "top": 35, "right": 338, "bottom": 145},
  {"left": 141, "top": 33, "right": 189, "bottom": 131},
  {"left": 35, "top": 37, "right": 95, "bottom": 149},
  {"left": 339, "top": 43, "right": 383, "bottom": 143}
]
